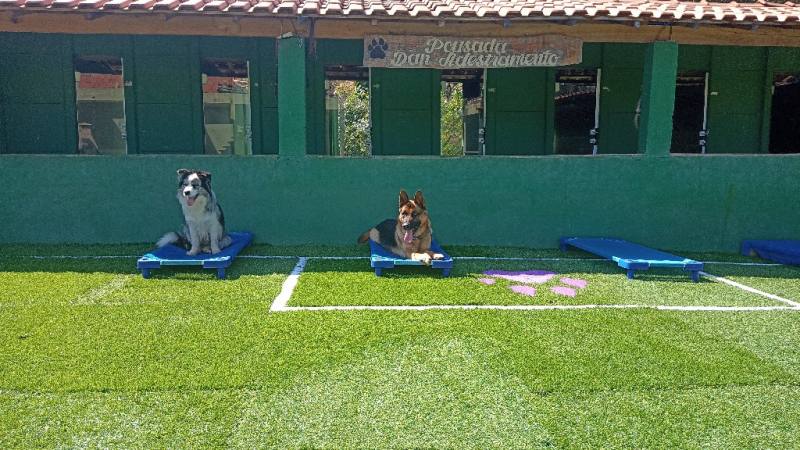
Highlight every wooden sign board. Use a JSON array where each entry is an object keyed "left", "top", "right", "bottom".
[{"left": 363, "top": 35, "right": 582, "bottom": 69}]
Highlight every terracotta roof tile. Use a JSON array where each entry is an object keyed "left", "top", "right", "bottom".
[
  {"left": 19, "top": 0, "right": 56, "bottom": 7},
  {"left": 1, "top": 0, "right": 799, "bottom": 25},
  {"left": 102, "top": 0, "right": 135, "bottom": 8},
  {"left": 178, "top": 0, "right": 204, "bottom": 9}
]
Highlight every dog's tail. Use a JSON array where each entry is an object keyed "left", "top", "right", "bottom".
[
  {"left": 357, "top": 230, "right": 371, "bottom": 244},
  {"left": 157, "top": 231, "right": 191, "bottom": 250}
]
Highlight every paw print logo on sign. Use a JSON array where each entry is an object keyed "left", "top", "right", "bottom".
[
  {"left": 368, "top": 37, "right": 389, "bottom": 60},
  {"left": 477, "top": 270, "right": 587, "bottom": 297}
]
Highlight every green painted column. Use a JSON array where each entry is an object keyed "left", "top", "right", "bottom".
[
  {"left": 637, "top": 41, "right": 678, "bottom": 157},
  {"left": 278, "top": 36, "right": 307, "bottom": 156}
]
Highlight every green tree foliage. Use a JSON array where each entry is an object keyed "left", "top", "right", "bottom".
[
  {"left": 330, "top": 81, "right": 371, "bottom": 157},
  {"left": 441, "top": 82, "right": 464, "bottom": 157},
  {"left": 329, "top": 80, "right": 464, "bottom": 156}
]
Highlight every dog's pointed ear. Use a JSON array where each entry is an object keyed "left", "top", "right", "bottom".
[
  {"left": 399, "top": 189, "right": 410, "bottom": 207},
  {"left": 413, "top": 190, "right": 426, "bottom": 210},
  {"left": 198, "top": 171, "right": 212, "bottom": 185},
  {"left": 177, "top": 169, "right": 189, "bottom": 179}
]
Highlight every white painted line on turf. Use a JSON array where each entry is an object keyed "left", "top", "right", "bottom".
[
  {"left": 269, "top": 265, "right": 800, "bottom": 313},
  {"left": 274, "top": 304, "right": 798, "bottom": 313},
  {"left": 269, "top": 257, "right": 308, "bottom": 312},
  {"left": 703, "top": 261, "right": 781, "bottom": 266},
  {"left": 277, "top": 304, "right": 642, "bottom": 312},
  {"left": 700, "top": 271, "right": 800, "bottom": 308},
  {"left": 5, "top": 254, "right": 784, "bottom": 267},
  {"left": 654, "top": 305, "right": 797, "bottom": 311},
  {"left": 455, "top": 257, "right": 608, "bottom": 261},
  {"left": 30, "top": 255, "right": 134, "bottom": 259}
]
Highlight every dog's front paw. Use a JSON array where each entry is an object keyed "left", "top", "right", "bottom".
[
  {"left": 413, "top": 253, "right": 433, "bottom": 265},
  {"left": 210, "top": 247, "right": 221, "bottom": 254},
  {"left": 187, "top": 248, "right": 200, "bottom": 256},
  {"left": 433, "top": 253, "right": 444, "bottom": 260}
]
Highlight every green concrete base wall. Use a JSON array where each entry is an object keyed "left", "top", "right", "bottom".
[{"left": 2, "top": 155, "right": 798, "bottom": 252}]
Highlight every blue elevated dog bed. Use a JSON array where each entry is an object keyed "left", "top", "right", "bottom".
[
  {"left": 741, "top": 240, "right": 800, "bottom": 266},
  {"left": 137, "top": 231, "right": 253, "bottom": 279},
  {"left": 560, "top": 237, "right": 703, "bottom": 281},
  {"left": 368, "top": 238, "right": 454, "bottom": 277}
]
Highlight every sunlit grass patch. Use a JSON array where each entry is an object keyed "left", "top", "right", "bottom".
[
  {"left": 289, "top": 258, "right": 785, "bottom": 308},
  {"left": 0, "top": 388, "right": 245, "bottom": 449},
  {"left": 0, "top": 257, "right": 295, "bottom": 307},
  {"left": 703, "top": 263, "right": 800, "bottom": 303}
]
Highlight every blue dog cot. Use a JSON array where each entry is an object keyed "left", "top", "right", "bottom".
[
  {"left": 137, "top": 231, "right": 253, "bottom": 279},
  {"left": 560, "top": 237, "right": 703, "bottom": 281},
  {"left": 368, "top": 238, "right": 454, "bottom": 277},
  {"left": 741, "top": 240, "right": 800, "bottom": 266}
]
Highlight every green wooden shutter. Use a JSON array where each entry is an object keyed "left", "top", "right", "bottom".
[
  {"left": 706, "top": 47, "right": 768, "bottom": 154},
  {"left": 133, "top": 36, "right": 202, "bottom": 154},
  {"left": 370, "top": 68, "right": 441, "bottom": 155},
  {"left": 484, "top": 67, "right": 551, "bottom": 155}
]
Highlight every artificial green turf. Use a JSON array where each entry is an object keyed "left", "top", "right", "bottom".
[
  {"left": 0, "top": 257, "right": 296, "bottom": 307},
  {"left": 289, "top": 258, "right": 786, "bottom": 308},
  {"left": 704, "top": 262, "right": 800, "bottom": 303},
  {"left": 2, "top": 245, "right": 800, "bottom": 449},
  {"left": 2, "top": 308, "right": 800, "bottom": 448}
]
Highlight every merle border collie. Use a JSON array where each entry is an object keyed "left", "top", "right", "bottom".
[{"left": 157, "top": 169, "right": 232, "bottom": 255}]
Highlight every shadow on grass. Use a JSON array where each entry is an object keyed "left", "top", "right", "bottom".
[{"left": 0, "top": 257, "right": 294, "bottom": 281}]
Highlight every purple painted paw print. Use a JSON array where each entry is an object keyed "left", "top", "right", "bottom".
[{"left": 477, "top": 270, "right": 587, "bottom": 297}]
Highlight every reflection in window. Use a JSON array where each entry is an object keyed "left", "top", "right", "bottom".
[
  {"left": 325, "top": 65, "right": 370, "bottom": 157},
  {"left": 441, "top": 82, "right": 464, "bottom": 157},
  {"left": 672, "top": 71, "right": 707, "bottom": 154},
  {"left": 75, "top": 56, "right": 127, "bottom": 155},
  {"left": 554, "top": 69, "right": 598, "bottom": 155},
  {"left": 441, "top": 69, "right": 483, "bottom": 157},
  {"left": 770, "top": 73, "right": 800, "bottom": 154},
  {"left": 202, "top": 59, "right": 251, "bottom": 155}
]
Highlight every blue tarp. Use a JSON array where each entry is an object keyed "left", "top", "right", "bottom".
[
  {"left": 741, "top": 240, "right": 800, "bottom": 266},
  {"left": 137, "top": 231, "right": 253, "bottom": 279}
]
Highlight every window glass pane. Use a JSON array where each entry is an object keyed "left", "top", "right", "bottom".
[
  {"left": 441, "top": 82, "right": 464, "bottom": 157},
  {"left": 75, "top": 56, "right": 127, "bottom": 155},
  {"left": 324, "top": 65, "right": 370, "bottom": 157},
  {"left": 672, "top": 71, "right": 706, "bottom": 154},
  {"left": 554, "top": 69, "right": 598, "bottom": 155},
  {"left": 769, "top": 72, "right": 800, "bottom": 154},
  {"left": 440, "top": 69, "right": 483, "bottom": 157},
  {"left": 202, "top": 59, "right": 251, "bottom": 155}
]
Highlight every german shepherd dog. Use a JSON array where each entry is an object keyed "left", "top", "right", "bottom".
[
  {"left": 358, "top": 190, "right": 444, "bottom": 265},
  {"left": 157, "top": 169, "right": 232, "bottom": 256}
]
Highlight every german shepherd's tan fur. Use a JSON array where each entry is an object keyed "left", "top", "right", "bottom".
[{"left": 358, "top": 190, "right": 444, "bottom": 265}]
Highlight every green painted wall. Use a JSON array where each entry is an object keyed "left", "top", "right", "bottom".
[
  {"left": 0, "top": 33, "right": 277, "bottom": 155},
  {"left": 2, "top": 154, "right": 798, "bottom": 252},
  {"left": 3, "top": 34, "right": 800, "bottom": 252}
]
